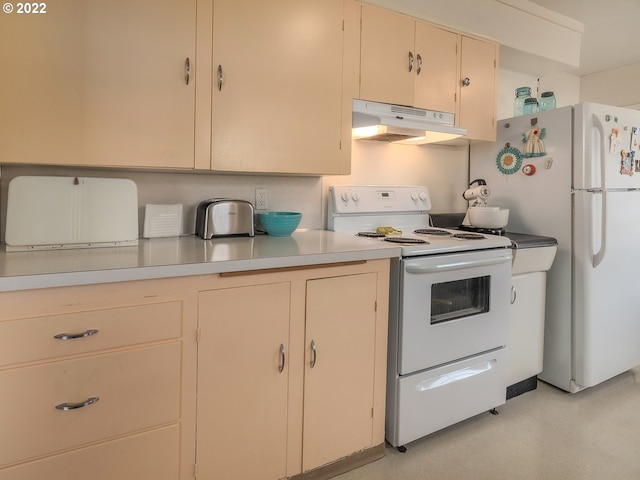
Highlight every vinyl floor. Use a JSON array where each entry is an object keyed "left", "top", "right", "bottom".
[{"left": 334, "top": 367, "right": 640, "bottom": 480}]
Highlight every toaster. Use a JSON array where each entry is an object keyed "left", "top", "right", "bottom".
[{"left": 195, "top": 199, "right": 255, "bottom": 239}]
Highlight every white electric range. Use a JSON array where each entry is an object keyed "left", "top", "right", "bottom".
[{"left": 327, "top": 185, "right": 512, "bottom": 450}]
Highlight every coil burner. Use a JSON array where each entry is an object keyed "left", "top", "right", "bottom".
[
  {"left": 384, "top": 237, "right": 428, "bottom": 245},
  {"left": 414, "top": 228, "right": 451, "bottom": 236},
  {"left": 356, "top": 232, "right": 387, "bottom": 238},
  {"left": 453, "top": 232, "right": 486, "bottom": 240}
]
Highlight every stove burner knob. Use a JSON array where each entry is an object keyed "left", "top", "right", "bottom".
[
  {"left": 419, "top": 192, "right": 427, "bottom": 201},
  {"left": 411, "top": 191, "right": 419, "bottom": 201},
  {"left": 340, "top": 191, "right": 349, "bottom": 203},
  {"left": 351, "top": 192, "right": 360, "bottom": 202}
]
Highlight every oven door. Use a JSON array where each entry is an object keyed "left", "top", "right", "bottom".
[{"left": 397, "top": 248, "right": 512, "bottom": 375}]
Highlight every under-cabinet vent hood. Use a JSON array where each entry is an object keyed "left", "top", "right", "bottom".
[{"left": 352, "top": 99, "right": 467, "bottom": 144}]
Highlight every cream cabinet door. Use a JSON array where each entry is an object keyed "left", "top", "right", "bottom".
[
  {"left": 458, "top": 36, "right": 498, "bottom": 142},
  {"left": 360, "top": 4, "right": 414, "bottom": 107},
  {"left": 197, "top": 283, "right": 291, "bottom": 480},
  {"left": 302, "top": 273, "right": 378, "bottom": 472},
  {"left": 414, "top": 22, "right": 459, "bottom": 114},
  {"left": 0, "top": 0, "right": 197, "bottom": 169},
  {"left": 211, "top": 0, "right": 348, "bottom": 174}
]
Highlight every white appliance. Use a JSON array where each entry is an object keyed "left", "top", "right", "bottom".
[
  {"left": 327, "top": 185, "right": 512, "bottom": 449},
  {"left": 470, "top": 103, "right": 640, "bottom": 393},
  {"left": 5, "top": 176, "right": 139, "bottom": 251},
  {"left": 352, "top": 99, "right": 467, "bottom": 143}
]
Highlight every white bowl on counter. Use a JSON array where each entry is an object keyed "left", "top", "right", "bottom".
[{"left": 467, "top": 206, "right": 509, "bottom": 229}]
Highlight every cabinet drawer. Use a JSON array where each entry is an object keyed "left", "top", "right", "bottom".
[
  {"left": 0, "top": 425, "right": 179, "bottom": 480},
  {"left": 0, "top": 301, "right": 182, "bottom": 367},
  {"left": 0, "top": 342, "right": 181, "bottom": 467}
]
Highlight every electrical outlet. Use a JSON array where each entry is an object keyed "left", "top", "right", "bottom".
[{"left": 255, "top": 188, "right": 268, "bottom": 210}]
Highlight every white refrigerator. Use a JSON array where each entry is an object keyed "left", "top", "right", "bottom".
[{"left": 470, "top": 103, "right": 640, "bottom": 393}]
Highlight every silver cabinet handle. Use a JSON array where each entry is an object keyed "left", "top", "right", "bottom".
[
  {"left": 310, "top": 340, "right": 317, "bottom": 368},
  {"left": 54, "top": 329, "right": 99, "bottom": 340},
  {"left": 55, "top": 396, "right": 100, "bottom": 411},
  {"left": 511, "top": 286, "right": 517, "bottom": 305},
  {"left": 217, "top": 64, "right": 224, "bottom": 91},
  {"left": 416, "top": 53, "right": 422, "bottom": 75},
  {"left": 462, "top": 77, "right": 471, "bottom": 87},
  {"left": 278, "top": 344, "right": 286, "bottom": 373},
  {"left": 408, "top": 51, "right": 414, "bottom": 73},
  {"left": 185, "top": 57, "right": 191, "bottom": 85}
]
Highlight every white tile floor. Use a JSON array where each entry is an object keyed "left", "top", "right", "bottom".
[{"left": 334, "top": 368, "right": 640, "bottom": 480}]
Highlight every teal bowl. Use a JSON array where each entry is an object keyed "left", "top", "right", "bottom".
[{"left": 259, "top": 212, "right": 302, "bottom": 237}]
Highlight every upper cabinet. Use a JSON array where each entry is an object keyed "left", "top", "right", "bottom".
[
  {"left": 208, "top": 0, "right": 351, "bottom": 175},
  {"left": 0, "top": 0, "right": 199, "bottom": 169},
  {"left": 458, "top": 36, "right": 499, "bottom": 142},
  {"left": 358, "top": 2, "right": 499, "bottom": 142},
  {"left": 360, "top": 4, "right": 458, "bottom": 114}
]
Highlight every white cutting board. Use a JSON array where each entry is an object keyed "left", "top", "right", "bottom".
[{"left": 5, "top": 176, "right": 139, "bottom": 251}]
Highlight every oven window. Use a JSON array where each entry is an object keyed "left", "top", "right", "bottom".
[{"left": 431, "top": 276, "right": 490, "bottom": 324}]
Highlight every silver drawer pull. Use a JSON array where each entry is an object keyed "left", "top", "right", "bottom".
[
  {"left": 54, "top": 329, "right": 99, "bottom": 340},
  {"left": 217, "top": 64, "right": 224, "bottom": 91},
  {"left": 185, "top": 57, "right": 191, "bottom": 85},
  {"left": 310, "top": 340, "right": 317, "bottom": 368},
  {"left": 278, "top": 343, "right": 286, "bottom": 373},
  {"left": 55, "top": 396, "right": 100, "bottom": 411}
]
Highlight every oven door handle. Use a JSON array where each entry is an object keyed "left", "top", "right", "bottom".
[{"left": 406, "top": 255, "right": 511, "bottom": 274}]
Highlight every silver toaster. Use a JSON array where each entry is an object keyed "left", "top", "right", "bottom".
[{"left": 195, "top": 199, "right": 255, "bottom": 239}]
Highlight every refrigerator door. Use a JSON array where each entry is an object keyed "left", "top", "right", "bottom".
[
  {"left": 573, "top": 189, "right": 640, "bottom": 388},
  {"left": 574, "top": 102, "right": 640, "bottom": 190}
]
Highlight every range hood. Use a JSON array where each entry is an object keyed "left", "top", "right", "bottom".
[{"left": 352, "top": 99, "right": 467, "bottom": 144}]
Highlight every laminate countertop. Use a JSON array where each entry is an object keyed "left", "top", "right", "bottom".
[{"left": 0, "top": 230, "right": 401, "bottom": 292}]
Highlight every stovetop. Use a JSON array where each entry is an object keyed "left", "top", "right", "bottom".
[
  {"left": 349, "top": 227, "right": 511, "bottom": 256},
  {"left": 327, "top": 185, "right": 511, "bottom": 257}
]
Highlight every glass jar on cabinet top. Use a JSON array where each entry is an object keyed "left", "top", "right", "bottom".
[
  {"left": 523, "top": 97, "right": 539, "bottom": 115},
  {"left": 514, "top": 87, "right": 532, "bottom": 117},
  {"left": 539, "top": 91, "right": 556, "bottom": 111}
]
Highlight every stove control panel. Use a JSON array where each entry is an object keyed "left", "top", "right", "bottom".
[{"left": 329, "top": 185, "right": 431, "bottom": 214}]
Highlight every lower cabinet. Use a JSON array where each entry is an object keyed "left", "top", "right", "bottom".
[
  {"left": 197, "top": 282, "right": 291, "bottom": 480},
  {"left": 0, "top": 426, "right": 180, "bottom": 480},
  {"left": 0, "top": 278, "right": 198, "bottom": 480},
  {"left": 196, "top": 260, "right": 389, "bottom": 479},
  {"left": 302, "top": 273, "right": 377, "bottom": 471},
  {"left": 0, "top": 259, "right": 390, "bottom": 479}
]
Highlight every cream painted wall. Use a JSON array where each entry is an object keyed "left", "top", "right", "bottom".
[
  {"left": 580, "top": 62, "right": 640, "bottom": 108},
  {"left": 0, "top": 165, "right": 323, "bottom": 240},
  {"left": 498, "top": 69, "right": 581, "bottom": 120},
  {"left": 323, "top": 140, "right": 470, "bottom": 224}
]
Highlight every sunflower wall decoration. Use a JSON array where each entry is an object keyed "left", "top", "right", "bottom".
[{"left": 496, "top": 143, "right": 522, "bottom": 174}]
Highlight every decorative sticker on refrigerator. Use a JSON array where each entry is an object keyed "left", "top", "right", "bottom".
[
  {"left": 495, "top": 143, "right": 522, "bottom": 174},
  {"left": 630, "top": 127, "right": 640, "bottom": 157},
  {"left": 522, "top": 127, "right": 547, "bottom": 158},
  {"left": 610, "top": 128, "right": 622, "bottom": 154},
  {"left": 620, "top": 150, "right": 635, "bottom": 176}
]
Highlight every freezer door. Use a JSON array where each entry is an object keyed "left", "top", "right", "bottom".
[
  {"left": 469, "top": 106, "right": 573, "bottom": 235},
  {"left": 574, "top": 102, "right": 640, "bottom": 190},
  {"left": 573, "top": 190, "right": 640, "bottom": 388}
]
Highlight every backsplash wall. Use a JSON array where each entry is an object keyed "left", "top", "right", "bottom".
[
  {"left": 0, "top": 165, "right": 323, "bottom": 241},
  {"left": 0, "top": 142, "right": 469, "bottom": 241}
]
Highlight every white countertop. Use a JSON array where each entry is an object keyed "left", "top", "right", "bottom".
[{"left": 0, "top": 230, "right": 401, "bottom": 292}]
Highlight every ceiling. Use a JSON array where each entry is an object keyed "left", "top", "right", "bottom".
[{"left": 525, "top": 0, "right": 640, "bottom": 76}]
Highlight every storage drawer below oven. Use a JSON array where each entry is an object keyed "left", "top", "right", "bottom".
[{"left": 386, "top": 348, "right": 506, "bottom": 447}]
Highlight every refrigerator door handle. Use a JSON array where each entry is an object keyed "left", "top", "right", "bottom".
[
  {"left": 592, "top": 114, "right": 607, "bottom": 190},
  {"left": 589, "top": 114, "right": 608, "bottom": 268},
  {"left": 591, "top": 190, "right": 607, "bottom": 268}
]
